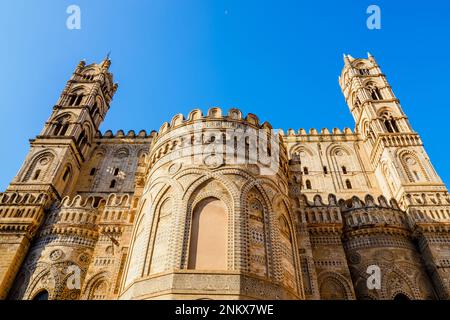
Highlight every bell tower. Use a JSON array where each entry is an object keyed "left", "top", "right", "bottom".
[
  {"left": 339, "top": 53, "right": 445, "bottom": 202},
  {"left": 9, "top": 57, "right": 117, "bottom": 198},
  {"left": 340, "top": 54, "right": 450, "bottom": 299},
  {"left": 0, "top": 58, "right": 117, "bottom": 299}
]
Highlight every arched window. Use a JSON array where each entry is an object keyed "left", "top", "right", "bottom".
[
  {"left": 113, "top": 168, "right": 119, "bottom": 176},
  {"left": 359, "top": 68, "right": 370, "bottom": 76},
  {"left": 90, "top": 168, "right": 96, "bottom": 176},
  {"left": 32, "top": 290, "right": 49, "bottom": 300},
  {"left": 393, "top": 293, "right": 410, "bottom": 300},
  {"left": 342, "top": 166, "right": 347, "bottom": 174},
  {"left": 74, "top": 94, "right": 84, "bottom": 106},
  {"left": 366, "top": 128, "right": 376, "bottom": 146},
  {"left": 68, "top": 93, "right": 84, "bottom": 106},
  {"left": 345, "top": 179, "right": 352, "bottom": 189},
  {"left": 305, "top": 180, "right": 312, "bottom": 190},
  {"left": 90, "top": 280, "right": 108, "bottom": 300},
  {"left": 68, "top": 94, "right": 77, "bottom": 106},
  {"left": 92, "top": 109, "right": 99, "bottom": 123},
  {"left": 370, "top": 87, "right": 383, "bottom": 100},
  {"left": 391, "top": 119, "right": 399, "bottom": 132},
  {"left": 384, "top": 119, "right": 394, "bottom": 133},
  {"left": 354, "top": 95, "right": 362, "bottom": 112},
  {"left": 62, "top": 167, "right": 71, "bottom": 182},
  {"left": 76, "top": 129, "right": 89, "bottom": 152},
  {"left": 59, "top": 123, "right": 69, "bottom": 136},
  {"left": 110, "top": 180, "right": 116, "bottom": 188},
  {"left": 90, "top": 99, "right": 102, "bottom": 123},
  {"left": 323, "top": 166, "right": 328, "bottom": 174},
  {"left": 381, "top": 112, "right": 399, "bottom": 133},
  {"left": 77, "top": 130, "right": 86, "bottom": 144},
  {"left": 53, "top": 116, "right": 70, "bottom": 136},
  {"left": 33, "top": 170, "right": 41, "bottom": 180},
  {"left": 188, "top": 198, "right": 228, "bottom": 270},
  {"left": 303, "top": 167, "right": 309, "bottom": 175}
]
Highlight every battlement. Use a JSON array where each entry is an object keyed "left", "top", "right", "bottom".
[
  {"left": 98, "top": 108, "right": 362, "bottom": 146},
  {"left": 299, "top": 193, "right": 400, "bottom": 210},
  {"left": 0, "top": 192, "right": 48, "bottom": 206},
  {"left": 96, "top": 129, "right": 156, "bottom": 140},
  {"left": 155, "top": 107, "right": 275, "bottom": 137},
  {"left": 281, "top": 127, "right": 356, "bottom": 139},
  {"left": 40, "top": 194, "right": 133, "bottom": 239},
  {"left": 299, "top": 194, "right": 409, "bottom": 232},
  {"left": 58, "top": 193, "right": 132, "bottom": 210}
]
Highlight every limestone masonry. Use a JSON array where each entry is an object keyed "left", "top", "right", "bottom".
[{"left": 0, "top": 54, "right": 449, "bottom": 300}]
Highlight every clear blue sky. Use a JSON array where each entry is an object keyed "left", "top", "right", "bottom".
[{"left": 0, "top": 0, "right": 449, "bottom": 190}]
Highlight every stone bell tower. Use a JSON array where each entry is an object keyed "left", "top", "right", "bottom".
[
  {"left": 339, "top": 54, "right": 450, "bottom": 299},
  {"left": 339, "top": 53, "right": 445, "bottom": 202},
  {"left": 0, "top": 58, "right": 117, "bottom": 299}
]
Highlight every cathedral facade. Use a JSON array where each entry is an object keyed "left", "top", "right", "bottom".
[{"left": 0, "top": 54, "right": 449, "bottom": 300}]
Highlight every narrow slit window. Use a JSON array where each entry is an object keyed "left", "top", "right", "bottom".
[
  {"left": 305, "top": 180, "right": 312, "bottom": 190},
  {"left": 62, "top": 168, "right": 70, "bottom": 182},
  {"left": 33, "top": 170, "right": 41, "bottom": 180},
  {"left": 346, "top": 179, "right": 352, "bottom": 189}
]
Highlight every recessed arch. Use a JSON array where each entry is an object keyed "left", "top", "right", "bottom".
[
  {"left": 318, "top": 271, "right": 354, "bottom": 300},
  {"left": 188, "top": 197, "right": 228, "bottom": 270},
  {"left": 32, "top": 289, "right": 49, "bottom": 300},
  {"left": 22, "top": 150, "right": 56, "bottom": 182},
  {"left": 398, "top": 150, "right": 429, "bottom": 183},
  {"left": 289, "top": 145, "right": 315, "bottom": 159},
  {"left": 393, "top": 293, "right": 410, "bottom": 300},
  {"left": 275, "top": 199, "right": 298, "bottom": 291},
  {"left": 246, "top": 187, "right": 269, "bottom": 277},
  {"left": 149, "top": 197, "right": 173, "bottom": 274}
]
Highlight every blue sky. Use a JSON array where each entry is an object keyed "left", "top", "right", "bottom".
[{"left": 0, "top": 0, "right": 449, "bottom": 190}]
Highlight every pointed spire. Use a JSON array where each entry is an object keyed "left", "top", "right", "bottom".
[
  {"left": 75, "top": 59, "right": 86, "bottom": 73},
  {"left": 101, "top": 51, "right": 112, "bottom": 69},
  {"left": 367, "top": 52, "right": 378, "bottom": 66},
  {"left": 343, "top": 53, "right": 351, "bottom": 66}
]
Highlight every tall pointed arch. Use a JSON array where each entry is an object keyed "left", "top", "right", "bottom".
[
  {"left": 188, "top": 197, "right": 228, "bottom": 270},
  {"left": 149, "top": 197, "right": 173, "bottom": 274},
  {"left": 247, "top": 188, "right": 268, "bottom": 277},
  {"left": 276, "top": 200, "right": 297, "bottom": 291}
]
